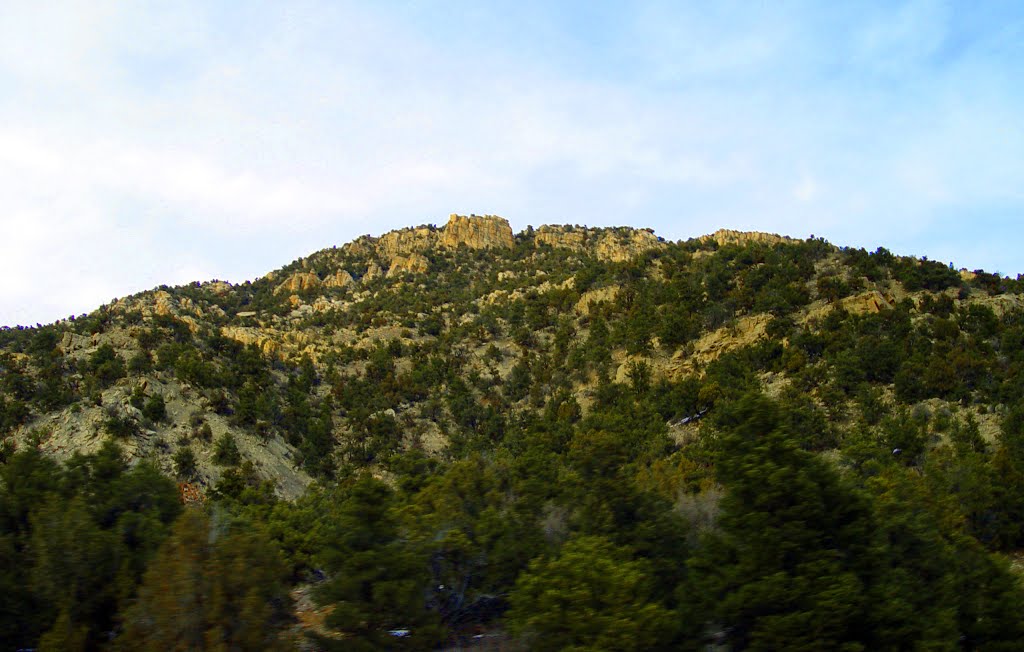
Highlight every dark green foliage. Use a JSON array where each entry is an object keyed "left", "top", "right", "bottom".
[
  {"left": 118, "top": 509, "right": 290, "bottom": 650},
  {"left": 173, "top": 446, "right": 197, "bottom": 480},
  {"left": 141, "top": 393, "right": 167, "bottom": 423},
  {"left": 0, "top": 443, "right": 180, "bottom": 648},
  {"left": 686, "top": 393, "right": 878, "bottom": 650},
  {"left": 86, "top": 343, "right": 126, "bottom": 388},
  {"left": 6, "top": 226, "right": 1024, "bottom": 649},
  {"left": 507, "top": 535, "right": 675, "bottom": 651},
  {"left": 315, "top": 475, "right": 443, "bottom": 650},
  {"left": 213, "top": 433, "right": 241, "bottom": 466},
  {"left": 104, "top": 411, "right": 139, "bottom": 439}
]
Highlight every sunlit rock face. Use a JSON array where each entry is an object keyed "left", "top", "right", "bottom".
[{"left": 440, "top": 214, "right": 514, "bottom": 250}]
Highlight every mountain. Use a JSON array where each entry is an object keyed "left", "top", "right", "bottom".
[{"left": 3, "top": 213, "right": 1024, "bottom": 649}]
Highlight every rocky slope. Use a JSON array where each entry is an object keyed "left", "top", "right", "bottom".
[{"left": 2, "top": 213, "right": 1022, "bottom": 500}]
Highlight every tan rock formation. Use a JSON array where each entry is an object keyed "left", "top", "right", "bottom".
[
  {"left": 841, "top": 290, "right": 896, "bottom": 315},
  {"left": 362, "top": 262, "right": 383, "bottom": 282},
  {"left": 221, "top": 326, "right": 280, "bottom": 356},
  {"left": 535, "top": 225, "right": 587, "bottom": 252},
  {"left": 440, "top": 214, "right": 514, "bottom": 250},
  {"left": 802, "top": 290, "right": 897, "bottom": 325},
  {"left": 387, "top": 253, "right": 430, "bottom": 277},
  {"left": 594, "top": 229, "right": 664, "bottom": 262},
  {"left": 533, "top": 225, "right": 663, "bottom": 262},
  {"left": 704, "top": 229, "right": 794, "bottom": 247},
  {"left": 342, "top": 237, "right": 377, "bottom": 259},
  {"left": 324, "top": 270, "right": 355, "bottom": 288},
  {"left": 153, "top": 291, "right": 176, "bottom": 317},
  {"left": 576, "top": 285, "right": 620, "bottom": 314},
  {"left": 274, "top": 272, "right": 321, "bottom": 295},
  {"left": 378, "top": 226, "right": 437, "bottom": 260},
  {"left": 673, "top": 313, "right": 773, "bottom": 374},
  {"left": 204, "top": 281, "right": 232, "bottom": 295}
]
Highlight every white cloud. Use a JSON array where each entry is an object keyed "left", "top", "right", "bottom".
[{"left": 1, "top": 2, "right": 1023, "bottom": 325}]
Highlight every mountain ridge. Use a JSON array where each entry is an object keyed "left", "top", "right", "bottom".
[{"left": 2, "top": 214, "right": 1023, "bottom": 499}]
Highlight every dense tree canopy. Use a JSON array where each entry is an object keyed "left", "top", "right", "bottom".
[{"left": 3, "top": 226, "right": 1024, "bottom": 649}]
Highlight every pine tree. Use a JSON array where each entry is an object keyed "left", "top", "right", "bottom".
[{"left": 685, "top": 393, "right": 878, "bottom": 651}]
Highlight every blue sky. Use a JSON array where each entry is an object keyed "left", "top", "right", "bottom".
[{"left": 1, "top": 1, "right": 1022, "bottom": 326}]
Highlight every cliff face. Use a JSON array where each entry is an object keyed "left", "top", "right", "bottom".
[
  {"left": 348, "top": 216, "right": 664, "bottom": 267},
  {"left": 274, "top": 272, "right": 321, "bottom": 295},
  {"left": 356, "top": 214, "right": 514, "bottom": 262},
  {"left": 535, "top": 226, "right": 587, "bottom": 252},
  {"left": 703, "top": 229, "right": 795, "bottom": 247},
  {"left": 440, "top": 214, "right": 515, "bottom": 250},
  {"left": 533, "top": 224, "right": 664, "bottom": 262},
  {"left": 387, "top": 253, "right": 430, "bottom": 277},
  {"left": 324, "top": 270, "right": 355, "bottom": 288},
  {"left": 378, "top": 226, "right": 436, "bottom": 261},
  {"left": 594, "top": 229, "right": 663, "bottom": 262}
]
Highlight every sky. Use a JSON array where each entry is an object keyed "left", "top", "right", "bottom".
[{"left": 1, "top": 1, "right": 1023, "bottom": 326}]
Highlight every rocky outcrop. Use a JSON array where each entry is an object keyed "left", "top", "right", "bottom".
[
  {"left": 324, "top": 270, "right": 355, "bottom": 289},
  {"left": 440, "top": 214, "right": 514, "bottom": 250},
  {"left": 576, "top": 285, "right": 620, "bottom": 314},
  {"left": 535, "top": 225, "right": 587, "bottom": 252},
  {"left": 673, "top": 313, "right": 773, "bottom": 374},
  {"left": 204, "top": 281, "right": 233, "bottom": 295},
  {"left": 594, "top": 229, "right": 663, "bottom": 262},
  {"left": 532, "top": 225, "right": 663, "bottom": 262},
  {"left": 274, "top": 272, "right": 321, "bottom": 295},
  {"left": 362, "top": 262, "right": 383, "bottom": 283},
  {"left": 221, "top": 326, "right": 281, "bottom": 356},
  {"left": 153, "top": 291, "right": 177, "bottom": 317},
  {"left": 342, "top": 236, "right": 376, "bottom": 259},
  {"left": 842, "top": 290, "right": 895, "bottom": 315},
  {"left": 378, "top": 226, "right": 436, "bottom": 260},
  {"left": 703, "top": 229, "right": 794, "bottom": 247},
  {"left": 357, "top": 215, "right": 514, "bottom": 262},
  {"left": 353, "top": 217, "right": 664, "bottom": 265},
  {"left": 387, "top": 253, "right": 430, "bottom": 278},
  {"left": 802, "top": 290, "right": 897, "bottom": 325}
]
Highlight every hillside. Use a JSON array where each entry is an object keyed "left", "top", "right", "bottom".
[{"left": 3, "top": 214, "right": 1024, "bottom": 649}]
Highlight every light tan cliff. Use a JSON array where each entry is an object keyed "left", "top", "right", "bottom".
[
  {"left": 387, "top": 253, "right": 430, "bottom": 277},
  {"left": 533, "top": 225, "right": 664, "bottom": 262},
  {"left": 576, "top": 285, "right": 620, "bottom": 314},
  {"left": 274, "top": 272, "right": 321, "bottom": 295},
  {"left": 363, "top": 262, "right": 383, "bottom": 282},
  {"left": 221, "top": 326, "right": 281, "bottom": 356},
  {"left": 324, "top": 270, "right": 355, "bottom": 288},
  {"left": 348, "top": 215, "right": 513, "bottom": 264},
  {"left": 440, "top": 214, "right": 514, "bottom": 250},
  {"left": 842, "top": 290, "right": 896, "bottom": 315},
  {"left": 704, "top": 229, "right": 795, "bottom": 247},
  {"left": 378, "top": 226, "right": 437, "bottom": 261},
  {"left": 535, "top": 225, "right": 587, "bottom": 252},
  {"left": 594, "top": 229, "right": 663, "bottom": 262}
]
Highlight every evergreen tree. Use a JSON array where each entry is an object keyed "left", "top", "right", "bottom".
[
  {"left": 685, "top": 393, "right": 878, "bottom": 651},
  {"left": 315, "top": 475, "right": 442, "bottom": 650},
  {"left": 507, "top": 535, "right": 674, "bottom": 651},
  {"left": 117, "top": 509, "right": 290, "bottom": 651}
]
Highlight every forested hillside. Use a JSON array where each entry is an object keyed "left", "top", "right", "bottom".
[{"left": 4, "top": 214, "right": 1024, "bottom": 650}]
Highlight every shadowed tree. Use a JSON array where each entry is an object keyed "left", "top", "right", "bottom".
[{"left": 117, "top": 509, "right": 289, "bottom": 651}]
